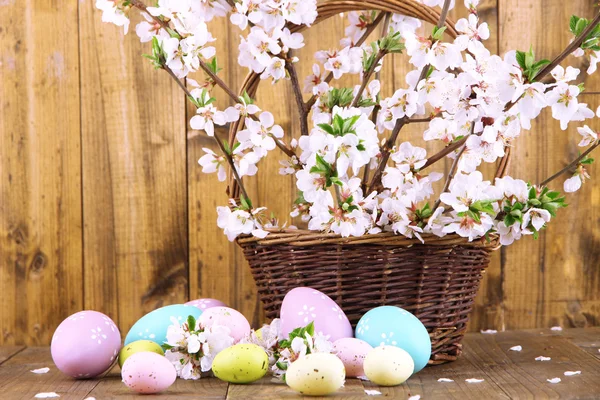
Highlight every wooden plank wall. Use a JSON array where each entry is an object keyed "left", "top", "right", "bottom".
[{"left": 1, "top": 0, "right": 599, "bottom": 345}]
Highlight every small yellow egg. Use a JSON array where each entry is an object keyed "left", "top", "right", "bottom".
[
  {"left": 118, "top": 340, "right": 165, "bottom": 368},
  {"left": 212, "top": 344, "right": 269, "bottom": 383},
  {"left": 286, "top": 353, "right": 345, "bottom": 396},
  {"left": 364, "top": 346, "right": 414, "bottom": 386}
]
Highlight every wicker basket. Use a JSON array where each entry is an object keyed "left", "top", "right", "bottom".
[{"left": 228, "top": 0, "right": 506, "bottom": 365}]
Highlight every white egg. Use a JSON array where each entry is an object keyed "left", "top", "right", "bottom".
[
  {"left": 286, "top": 353, "right": 345, "bottom": 396},
  {"left": 364, "top": 346, "right": 414, "bottom": 386}
]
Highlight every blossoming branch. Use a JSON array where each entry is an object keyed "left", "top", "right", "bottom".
[{"left": 96, "top": 0, "right": 600, "bottom": 246}]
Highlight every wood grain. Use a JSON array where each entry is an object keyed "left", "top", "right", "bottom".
[
  {"left": 79, "top": 0, "right": 188, "bottom": 335},
  {"left": 0, "top": 0, "right": 83, "bottom": 345},
  {"left": 2, "top": 329, "right": 600, "bottom": 399},
  {"left": 498, "top": 0, "right": 600, "bottom": 331}
]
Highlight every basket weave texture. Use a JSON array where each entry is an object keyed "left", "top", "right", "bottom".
[
  {"left": 230, "top": 0, "right": 503, "bottom": 365},
  {"left": 237, "top": 232, "right": 499, "bottom": 364}
]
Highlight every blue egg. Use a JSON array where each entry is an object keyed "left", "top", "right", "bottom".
[
  {"left": 124, "top": 304, "right": 203, "bottom": 346},
  {"left": 355, "top": 306, "right": 431, "bottom": 372}
]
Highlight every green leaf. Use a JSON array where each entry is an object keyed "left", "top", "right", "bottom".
[
  {"left": 432, "top": 26, "right": 446, "bottom": 41},
  {"left": 305, "top": 321, "right": 315, "bottom": 336},
  {"left": 161, "top": 343, "right": 174, "bottom": 351},
  {"left": 570, "top": 15, "right": 580, "bottom": 35},
  {"left": 504, "top": 214, "right": 516, "bottom": 227},
  {"left": 187, "top": 315, "right": 197, "bottom": 332},
  {"left": 525, "top": 46, "right": 535, "bottom": 69},
  {"left": 575, "top": 17, "right": 589, "bottom": 36},
  {"left": 317, "top": 123, "right": 335, "bottom": 135},
  {"left": 240, "top": 196, "right": 253, "bottom": 210},
  {"left": 240, "top": 91, "right": 254, "bottom": 105},
  {"left": 206, "top": 57, "right": 221, "bottom": 74},
  {"left": 515, "top": 50, "right": 527, "bottom": 70}
]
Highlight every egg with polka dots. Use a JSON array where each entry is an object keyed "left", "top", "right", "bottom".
[
  {"left": 355, "top": 306, "right": 431, "bottom": 372},
  {"left": 185, "top": 297, "right": 226, "bottom": 310},
  {"left": 280, "top": 287, "right": 353, "bottom": 341},
  {"left": 121, "top": 351, "right": 176, "bottom": 394},
  {"left": 124, "top": 304, "right": 202, "bottom": 346},
  {"left": 51, "top": 310, "right": 121, "bottom": 378}
]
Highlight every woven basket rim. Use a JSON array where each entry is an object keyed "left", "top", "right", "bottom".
[{"left": 236, "top": 229, "right": 500, "bottom": 248}]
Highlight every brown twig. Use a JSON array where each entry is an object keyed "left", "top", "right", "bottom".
[
  {"left": 351, "top": 49, "right": 387, "bottom": 108},
  {"left": 305, "top": 11, "right": 386, "bottom": 110},
  {"left": 367, "top": 116, "right": 409, "bottom": 192},
  {"left": 539, "top": 141, "right": 600, "bottom": 187},
  {"left": 421, "top": 135, "right": 468, "bottom": 171},
  {"left": 286, "top": 53, "right": 310, "bottom": 136}
]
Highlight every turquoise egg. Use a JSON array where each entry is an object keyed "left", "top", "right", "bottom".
[
  {"left": 124, "top": 304, "right": 203, "bottom": 346},
  {"left": 355, "top": 306, "right": 431, "bottom": 372}
]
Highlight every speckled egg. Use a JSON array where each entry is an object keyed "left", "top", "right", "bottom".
[
  {"left": 51, "top": 310, "right": 121, "bottom": 379},
  {"left": 198, "top": 307, "right": 250, "bottom": 342},
  {"left": 185, "top": 298, "right": 227, "bottom": 310},
  {"left": 121, "top": 351, "right": 176, "bottom": 394},
  {"left": 118, "top": 340, "right": 165, "bottom": 367},
  {"left": 286, "top": 353, "right": 346, "bottom": 396},
  {"left": 280, "top": 287, "right": 353, "bottom": 341},
  {"left": 355, "top": 306, "right": 431, "bottom": 372},
  {"left": 333, "top": 338, "right": 373, "bottom": 377},
  {"left": 212, "top": 344, "right": 269, "bottom": 383},
  {"left": 364, "top": 346, "right": 414, "bottom": 386},
  {"left": 124, "top": 304, "right": 202, "bottom": 346}
]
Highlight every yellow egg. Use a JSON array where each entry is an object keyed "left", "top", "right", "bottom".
[
  {"left": 364, "top": 346, "right": 414, "bottom": 386},
  {"left": 212, "top": 344, "right": 269, "bottom": 383},
  {"left": 285, "top": 353, "right": 345, "bottom": 396},
  {"left": 118, "top": 340, "right": 165, "bottom": 368},
  {"left": 255, "top": 327, "right": 263, "bottom": 340}
]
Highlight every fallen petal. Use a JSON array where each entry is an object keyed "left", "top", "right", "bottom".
[
  {"left": 550, "top": 326, "right": 563, "bottom": 331},
  {"left": 357, "top": 375, "right": 370, "bottom": 381},
  {"left": 509, "top": 345, "right": 522, "bottom": 352},
  {"left": 480, "top": 329, "right": 498, "bottom": 334},
  {"left": 437, "top": 378, "right": 454, "bottom": 382},
  {"left": 364, "top": 390, "right": 381, "bottom": 396},
  {"left": 408, "top": 396, "right": 421, "bottom": 400},
  {"left": 30, "top": 367, "right": 50, "bottom": 374},
  {"left": 564, "top": 371, "right": 581, "bottom": 376},
  {"left": 547, "top": 378, "right": 561, "bottom": 384},
  {"left": 35, "top": 394, "right": 60, "bottom": 399},
  {"left": 466, "top": 378, "right": 485, "bottom": 383},
  {"left": 535, "top": 356, "right": 551, "bottom": 361}
]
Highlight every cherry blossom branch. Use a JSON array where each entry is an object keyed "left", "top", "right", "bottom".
[
  {"left": 420, "top": 135, "right": 468, "bottom": 171},
  {"left": 305, "top": 12, "right": 386, "bottom": 110},
  {"left": 286, "top": 54, "right": 310, "bottom": 136},
  {"left": 367, "top": 116, "right": 409, "bottom": 192},
  {"left": 539, "top": 141, "right": 600, "bottom": 187},
  {"left": 162, "top": 65, "right": 251, "bottom": 200},
  {"left": 361, "top": 13, "right": 391, "bottom": 193},
  {"left": 368, "top": 0, "right": 453, "bottom": 187},
  {"left": 433, "top": 144, "right": 467, "bottom": 211},
  {"left": 351, "top": 49, "right": 386, "bottom": 108},
  {"left": 534, "top": 11, "right": 600, "bottom": 81}
]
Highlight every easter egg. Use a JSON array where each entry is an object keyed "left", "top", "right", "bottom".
[
  {"left": 364, "top": 346, "right": 414, "bottom": 386},
  {"left": 124, "top": 304, "right": 202, "bottom": 346},
  {"left": 185, "top": 298, "right": 227, "bottom": 310},
  {"left": 198, "top": 307, "right": 250, "bottom": 342},
  {"left": 212, "top": 344, "right": 269, "bottom": 383},
  {"left": 286, "top": 353, "right": 346, "bottom": 396},
  {"left": 333, "top": 338, "right": 373, "bottom": 377},
  {"left": 122, "top": 352, "right": 176, "bottom": 394},
  {"left": 118, "top": 340, "right": 165, "bottom": 368},
  {"left": 51, "top": 310, "right": 121, "bottom": 379},
  {"left": 355, "top": 306, "right": 431, "bottom": 372},
  {"left": 280, "top": 287, "right": 352, "bottom": 341}
]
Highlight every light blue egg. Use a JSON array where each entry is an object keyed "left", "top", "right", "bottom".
[
  {"left": 355, "top": 306, "right": 431, "bottom": 372},
  {"left": 124, "top": 304, "right": 203, "bottom": 346}
]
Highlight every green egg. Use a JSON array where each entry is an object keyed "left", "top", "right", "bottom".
[
  {"left": 212, "top": 344, "right": 269, "bottom": 384},
  {"left": 118, "top": 340, "right": 165, "bottom": 367}
]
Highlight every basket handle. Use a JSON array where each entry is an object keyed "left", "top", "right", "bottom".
[{"left": 227, "top": 0, "right": 459, "bottom": 199}]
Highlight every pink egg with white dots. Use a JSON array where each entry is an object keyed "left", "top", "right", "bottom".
[
  {"left": 198, "top": 306, "right": 250, "bottom": 342},
  {"left": 51, "top": 310, "right": 121, "bottom": 379},
  {"left": 280, "top": 287, "right": 353, "bottom": 341},
  {"left": 185, "top": 298, "right": 226, "bottom": 311}
]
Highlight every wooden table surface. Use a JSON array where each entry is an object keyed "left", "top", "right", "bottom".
[{"left": 1, "top": 328, "right": 599, "bottom": 399}]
